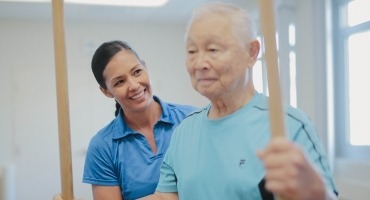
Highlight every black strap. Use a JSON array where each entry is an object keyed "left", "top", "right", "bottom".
[{"left": 258, "top": 178, "right": 275, "bottom": 200}]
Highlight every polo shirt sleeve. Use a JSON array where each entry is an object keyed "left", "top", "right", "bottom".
[
  {"left": 156, "top": 130, "right": 178, "bottom": 193},
  {"left": 82, "top": 134, "right": 119, "bottom": 186}
]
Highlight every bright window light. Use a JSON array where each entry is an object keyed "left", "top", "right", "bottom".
[
  {"left": 253, "top": 60, "right": 264, "bottom": 94},
  {"left": 348, "top": 0, "right": 370, "bottom": 26},
  {"left": 67, "top": 0, "right": 168, "bottom": 7},
  {"left": 289, "top": 51, "right": 297, "bottom": 108},
  {"left": 288, "top": 23, "right": 295, "bottom": 46},
  {"left": 348, "top": 31, "right": 370, "bottom": 145},
  {"left": 0, "top": 0, "right": 169, "bottom": 7}
]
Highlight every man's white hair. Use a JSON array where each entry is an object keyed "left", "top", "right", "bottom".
[{"left": 185, "top": 2, "right": 257, "bottom": 43}]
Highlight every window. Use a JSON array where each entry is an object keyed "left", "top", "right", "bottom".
[
  {"left": 288, "top": 24, "right": 297, "bottom": 107},
  {"left": 253, "top": 36, "right": 268, "bottom": 95},
  {"left": 348, "top": 31, "right": 370, "bottom": 145},
  {"left": 333, "top": 0, "right": 370, "bottom": 159},
  {"left": 254, "top": 24, "right": 297, "bottom": 108}
]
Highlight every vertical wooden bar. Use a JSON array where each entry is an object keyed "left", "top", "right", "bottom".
[
  {"left": 258, "top": 0, "right": 286, "bottom": 138},
  {"left": 51, "top": 0, "right": 74, "bottom": 199},
  {"left": 258, "top": 0, "right": 286, "bottom": 199}
]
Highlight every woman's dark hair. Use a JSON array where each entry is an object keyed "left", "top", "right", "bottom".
[{"left": 91, "top": 40, "right": 142, "bottom": 116}]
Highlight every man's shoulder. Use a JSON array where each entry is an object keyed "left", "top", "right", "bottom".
[{"left": 252, "top": 93, "right": 311, "bottom": 124}]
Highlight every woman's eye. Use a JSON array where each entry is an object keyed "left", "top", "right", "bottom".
[
  {"left": 114, "top": 80, "right": 124, "bottom": 87},
  {"left": 208, "top": 48, "right": 218, "bottom": 52},
  {"left": 134, "top": 69, "right": 142, "bottom": 76}
]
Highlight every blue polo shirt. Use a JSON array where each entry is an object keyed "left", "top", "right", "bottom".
[{"left": 82, "top": 96, "right": 196, "bottom": 200}]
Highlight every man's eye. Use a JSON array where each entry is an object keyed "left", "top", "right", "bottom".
[{"left": 188, "top": 50, "right": 196, "bottom": 54}]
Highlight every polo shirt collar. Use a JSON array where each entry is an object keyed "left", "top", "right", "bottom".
[{"left": 112, "top": 95, "right": 174, "bottom": 139}]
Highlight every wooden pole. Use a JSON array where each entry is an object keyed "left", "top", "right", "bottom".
[
  {"left": 52, "top": 0, "right": 74, "bottom": 199},
  {"left": 258, "top": 0, "right": 286, "bottom": 199},
  {"left": 258, "top": 0, "right": 286, "bottom": 138}
]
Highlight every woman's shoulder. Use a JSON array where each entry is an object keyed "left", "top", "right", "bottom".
[
  {"left": 166, "top": 102, "right": 197, "bottom": 112},
  {"left": 89, "top": 118, "right": 119, "bottom": 146},
  {"left": 154, "top": 96, "right": 195, "bottom": 112}
]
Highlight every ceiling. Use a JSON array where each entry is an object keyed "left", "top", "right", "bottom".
[{"left": 0, "top": 0, "right": 259, "bottom": 23}]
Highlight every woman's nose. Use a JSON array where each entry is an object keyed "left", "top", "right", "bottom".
[{"left": 128, "top": 80, "right": 140, "bottom": 91}]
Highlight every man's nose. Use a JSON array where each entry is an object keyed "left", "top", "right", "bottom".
[{"left": 193, "top": 52, "right": 210, "bottom": 70}]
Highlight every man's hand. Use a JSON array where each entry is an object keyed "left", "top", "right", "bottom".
[{"left": 257, "top": 138, "right": 328, "bottom": 200}]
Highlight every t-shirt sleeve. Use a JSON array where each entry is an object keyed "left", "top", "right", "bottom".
[
  {"left": 82, "top": 134, "right": 119, "bottom": 186},
  {"left": 289, "top": 111, "right": 338, "bottom": 196},
  {"left": 156, "top": 130, "right": 178, "bottom": 193}
]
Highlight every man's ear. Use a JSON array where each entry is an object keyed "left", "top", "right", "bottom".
[
  {"left": 247, "top": 39, "right": 260, "bottom": 67},
  {"left": 100, "top": 86, "right": 114, "bottom": 98},
  {"left": 250, "top": 40, "right": 260, "bottom": 59}
]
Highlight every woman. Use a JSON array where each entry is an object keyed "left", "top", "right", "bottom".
[{"left": 82, "top": 40, "right": 196, "bottom": 200}]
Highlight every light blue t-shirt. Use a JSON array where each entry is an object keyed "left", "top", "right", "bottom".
[
  {"left": 156, "top": 93, "right": 337, "bottom": 199},
  {"left": 82, "top": 96, "right": 196, "bottom": 200}
]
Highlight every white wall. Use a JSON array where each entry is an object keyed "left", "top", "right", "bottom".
[{"left": 0, "top": 19, "right": 207, "bottom": 200}]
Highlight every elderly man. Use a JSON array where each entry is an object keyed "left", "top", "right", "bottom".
[{"left": 141, "top": 2, "right": 338, "bottom": 200}]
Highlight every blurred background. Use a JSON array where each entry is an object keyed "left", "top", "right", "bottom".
[{"left": 0, "top": 0, "right": 369, "bottom": 199}]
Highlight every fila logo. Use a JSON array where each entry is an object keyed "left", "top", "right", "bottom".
[{"left": 239, "top": 159, "right": 246, "bottom": 168}]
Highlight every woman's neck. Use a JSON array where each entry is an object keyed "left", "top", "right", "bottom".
[{"left": 124, "top": 100, "right": 162, "bottom": 131}]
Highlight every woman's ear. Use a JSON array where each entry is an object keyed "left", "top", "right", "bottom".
[{"left": 100, "top": 86, "right": 114, "bottom": 98}]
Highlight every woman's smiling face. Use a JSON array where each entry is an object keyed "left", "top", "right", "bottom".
[{"left": 101, "top": 50, "right": 154, "bottom": 114}]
